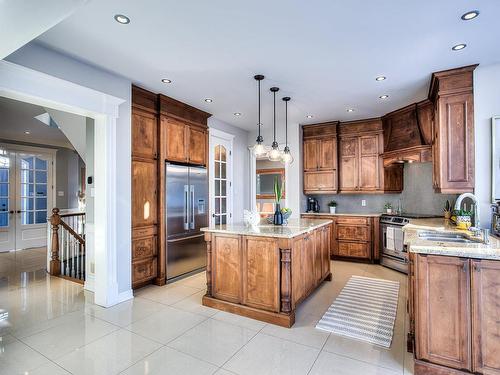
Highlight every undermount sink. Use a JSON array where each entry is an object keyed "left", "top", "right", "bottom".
[{"left": 417, "top": 231, "right": 474, "bottom": 243}]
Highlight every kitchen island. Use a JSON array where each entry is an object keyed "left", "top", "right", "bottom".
[
  {"left": 403, "top": 219, "right": 500, "bottom": 375},
  {"left": 201, "top": 218, "right": 333, "bottom": 327}
]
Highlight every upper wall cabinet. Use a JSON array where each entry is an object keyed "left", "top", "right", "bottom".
[
  {"left": 429, "top": 65, "right": 477, "bottom": 194},
  {"left": 303, "top": 122, "right": 338, "bottom": 194},
  {"left": 159, "top": 95, "right": 210, "bottom": 166},
  {"left": 338, "top": 119, "right": 399, "bottom": 193}
]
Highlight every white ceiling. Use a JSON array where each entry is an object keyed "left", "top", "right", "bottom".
[
  {"left": 0, "top": 96, "right": 74, "bottom": 149},
  {"left": 35, "top": 0, "right": 500, "bottom": 132},
  {"left": 0, "top": 0, "right": 86, "bottom": 58}
]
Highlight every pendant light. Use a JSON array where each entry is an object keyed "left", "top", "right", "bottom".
[
  {"left": 281, "top": 96, "right": 294, "bottom": 165},
  {"left": 268, "top": 87, "right": 281, "bottom": 161},
  {"left": 253, "top": 74, "right": 267, "bottom": 157}
]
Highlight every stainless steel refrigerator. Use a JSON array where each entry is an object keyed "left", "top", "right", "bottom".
[{"left": 166, "top": 163, "right": 208, "bottom": 281}]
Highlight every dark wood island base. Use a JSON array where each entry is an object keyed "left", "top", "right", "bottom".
[{"left": 201, "top": 219, "right": 333, "bottom": 328}]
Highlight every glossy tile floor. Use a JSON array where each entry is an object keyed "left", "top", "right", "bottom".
[{"left": 0, "top": 256, "right": 414, "bottom": 375}]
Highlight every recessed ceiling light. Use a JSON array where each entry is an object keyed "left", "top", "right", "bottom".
[
  {"left": 346, "top": 108, "right": 355, "bottom": 113},
  {"left": 114, "top": 14, "right": 130, "bottom": 24},
  {"left": 375, "top": 76, "right": 386, "bottom": 81},
  {"left": 233, "top": 112, "right": 241, "bottom": 116},
  {"left": 452, "top": 43, "right": 467, "bottom": 51},
  {"left": 161, "top": 78, "right": 172, "bottom": 84},
  {"left": 461, "top": 10, "right": 479, "bottom": 20},
  {"left": 204, "top": 98, "right": 213, "bottom": 103},
  {"left": 379, "top": 95, "right": 389, "bottom": 99},
  {"left": 306, "top": 115, "right": 313, "bottom": 119},
  {"left": 24, "top": 131, "right": 30, "bottom": 135}
]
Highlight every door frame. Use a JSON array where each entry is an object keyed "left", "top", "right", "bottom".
[
  {"left": 0, "top": 60, "right": 129, "bottom": 307},
  {"left": 249, "top": 144, "right": 289, "bottom": 214},
  {"left": 208, "top": 128, "right": 234, "bottom": 226},
  {"left": 0, "top": 143, "right": 56, "bottom": 251}
]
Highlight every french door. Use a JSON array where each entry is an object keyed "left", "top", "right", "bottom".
[
  {"left": 0, "top": 148, "right": 53, "bottom": 252},
  {"left": 209, "top": 130, "right": 233, "bottom": 226}
]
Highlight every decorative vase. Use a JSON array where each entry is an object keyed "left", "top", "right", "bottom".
[
  {"left": 273, "top": 203, "right": 283, "bottom": 225},
  {"left": 386, "top": 208, "right": 392, "bottom": 214},
  {"left": 329, "top": 206, "right": 336, "bottom": 214}
]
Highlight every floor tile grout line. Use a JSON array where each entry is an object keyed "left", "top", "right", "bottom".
[
  {"left": 217, "top": 321, "right": 267, "bottom": 371},
  {"left": 320, "top": 341, "right": 405, "bottom": 374},
  {"left": 306, "top": 332, "right": 330, "bottom": 375},
  {"left": 117, "top": 344, "right": 166, "bottom": 375}
]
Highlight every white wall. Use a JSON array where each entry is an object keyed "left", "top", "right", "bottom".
[
  {"left": 46, "top": 108, "right": 87, "bottom": 162},
  {"left": 208, "top": 117, "right": 250, "bottom": 222},
  {"left": 474, "top": 63, "right": 500, "bottom": 229},
  {"left": 6, "top": 42, "right": 132, "bottom": 294},
  {"left": 248, "top": 123, "right": 301, "bottom": 219}
]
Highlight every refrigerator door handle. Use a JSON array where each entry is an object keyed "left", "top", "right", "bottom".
[
  {"left": 190, "top": 184, "right": 195, "bottom": 230},
  {"left": 183, "top": 184, "right": 189, "bottom": 230}
]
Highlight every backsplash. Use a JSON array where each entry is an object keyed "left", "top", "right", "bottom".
[{"left": 302, "top": 163, "right": 458, "bottom": 215}]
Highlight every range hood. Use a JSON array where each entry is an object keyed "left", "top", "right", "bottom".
[{"left": 381, "top": 100, "right": 433, "bottom": 166}]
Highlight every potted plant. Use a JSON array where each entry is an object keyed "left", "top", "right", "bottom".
[
  {"left": 384, "top": 202, "right": 393, "bottom": 214},
  {"left": 328, "top": 200, "right": 337, "bottom": 214},
  {"left": 443, "top": 200, "right": 452, "bottom": 220},
  {"left": 454, "top": 209, "right": 472, "bottom": 229},
  {"left": 273, "top": 177, "right": 284, "bottom": 225}
]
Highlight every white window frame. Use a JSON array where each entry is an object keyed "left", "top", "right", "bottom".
[
  {"left": 249, "top": 144, "right": 289, "bottom": 214},
  {"left": 208, "top": 128, "right": 234, "bottom": 226}
]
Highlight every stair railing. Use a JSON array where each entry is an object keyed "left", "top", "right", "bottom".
[{"left": 48, "top": 208, "right": 86, "bottom": 282}]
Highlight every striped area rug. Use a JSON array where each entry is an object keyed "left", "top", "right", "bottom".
[{"left": 316, "top": 275, "right": 400, "bottom": 348}]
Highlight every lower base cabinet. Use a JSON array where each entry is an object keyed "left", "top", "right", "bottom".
[
  {"left": 301, "top": 214, "right": 378, "bottom": 262},
  {"left": 410, "top": 254, "right": 500, "bottom": 375}
]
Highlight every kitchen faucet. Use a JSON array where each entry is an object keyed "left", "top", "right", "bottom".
[{"left": 454, "top": 193, "right": 480, "bottom": 228}]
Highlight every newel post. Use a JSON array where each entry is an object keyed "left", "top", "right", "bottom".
[{"left": 49, "top": 208, "right": 61, "bottom": 275}]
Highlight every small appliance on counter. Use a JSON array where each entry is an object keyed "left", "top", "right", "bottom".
[
  {"left": 306, "top": 197, "right": 320, "bottom": 213},
  {"left": 492, "top": 203, "right": 500, "bottom": 237}
]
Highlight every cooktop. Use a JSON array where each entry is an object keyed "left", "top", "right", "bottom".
[{"left": 381, "top": 213, "right": 441, "bottom": 219}]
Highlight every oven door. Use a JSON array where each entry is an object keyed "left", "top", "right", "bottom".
[{"left": 381, "top": 223, "right": 406, "bottom": 260}]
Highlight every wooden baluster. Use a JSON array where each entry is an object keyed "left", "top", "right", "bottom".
[{"left": 49, "top": 208, "right": 61, "bottom": 275}]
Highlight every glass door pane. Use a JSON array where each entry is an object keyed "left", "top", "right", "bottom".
[{"left": 213, "top": 145, "right": 228, "bottom": 225}]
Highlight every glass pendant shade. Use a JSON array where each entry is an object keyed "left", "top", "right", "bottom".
[
  {"left": 268, "top": 141, "right": 281, "bottom": 161},
  {"left": 253, "top": 136, "right": 266, "bottom": 157},
  {"left": 281, "top": 146, "right": 294, "bottom": 165}
]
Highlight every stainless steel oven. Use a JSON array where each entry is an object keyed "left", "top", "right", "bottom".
[{"left": 380, "top": 215, "right": 409, "bottom": 274}]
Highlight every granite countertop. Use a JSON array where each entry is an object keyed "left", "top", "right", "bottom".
[
  {"left": 403, "top": 218, "right": 500, "bottom": 260},
  {"left": 201, "top": 218, "right": 333, "bottom": 239},
  {"left": 301, "top": 212, "right": 382, "bottom": 217}
]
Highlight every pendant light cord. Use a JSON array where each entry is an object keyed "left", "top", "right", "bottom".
[
  {"left": 285, "top": 100, "right": 288, "bottom": 147},
  {"left": 273, "top": 90, "right": 276, "bottom": 142},
  {"left": 258, "top": 79, "right": 261, "bottom": 138}
]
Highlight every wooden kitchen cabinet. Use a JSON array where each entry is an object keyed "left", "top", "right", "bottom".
[
  {"left": 163, "top": 116, "right": 208, "bottom": 166},
  {"left": 429, "top": 65, "right": 477, "bottom": 194},
  {"left": 414, "top": 254, "right": 471, "bottom": 371},
  {"left": 302, "top": 122, "right": 338, "bottom": 194},
  {"left": 131, "top": 86, "right": 159, "bottom": 289},
  {"left": 203, "top": 224, "right": 332, "bottom": 327},
  {"left": 471, "top": 259, "right": 500, "bottom": 374},
  {"left": 160, "top": 94, "right": 210, "bottom": 167},
  {"left": 301, "top": 214, "right": 377, "bottom": 262},
  {"left": 338, "top": 119, "right": 386, "bottom": 193},
  {"left": 410, "top": 254, "right": 500, "bottom": 375}
]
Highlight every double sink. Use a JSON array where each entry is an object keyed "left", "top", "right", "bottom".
[{"left": 418, "top": 230, "right": 478, "bottom": 244}]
